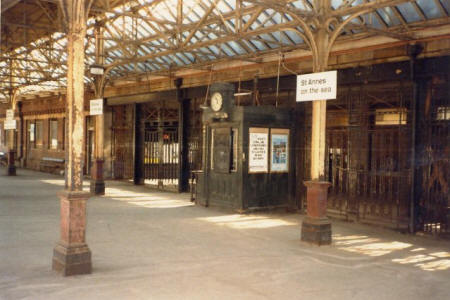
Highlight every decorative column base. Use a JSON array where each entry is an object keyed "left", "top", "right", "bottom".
[
  {"left": 90, "top": 180, "right": 105, "bottom": 195},
  {"left": 52, "top": 190, "right": 92, "bottom": 276},
  {"left": 52, "top": 243, "right": 92, "bottom": 276},
  {"left": 7, "top": 150, "right": 16, "bottom": 176},
  {"left": 301, "top": 217, "right": 332, "bottom": 246},
  {"left": 301, "top": 181, "right": 332, "bottom": 246},
  {"left": 90, "top": 159, "right": 105, "bottom": 195}
]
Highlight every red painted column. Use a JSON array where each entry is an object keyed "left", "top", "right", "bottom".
[
  {"left": 301, "top": 181, "right": 331, "bottom": 245},
  {"left": 52, "top": 191, "right": 91, "bottom": 276}
]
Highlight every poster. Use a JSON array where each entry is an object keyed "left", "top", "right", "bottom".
[
  {"left": 271, "top": 129, "right": 289, "bottom": 172},
  {"left": 249, "top": 128, "right": 269, "bottom": 173}
]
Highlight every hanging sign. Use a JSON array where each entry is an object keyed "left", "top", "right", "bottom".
[
  {"left": 90, "top": 99, "right": 103, "bottom": 116},
  {"left": 6, "top": 109, "right": 14, "bottom": 120},
  {"left": 296, "top": 70, "right": 337, "bottom": 102},
  {"left": 271, "top": 129, "right": 289, "bottom": 173},
  {"left": 4, "top": 119, "right": 17, "bottom": 130},
  {"left": 249, "top": 127, "right": 269, "bottom": 173}
]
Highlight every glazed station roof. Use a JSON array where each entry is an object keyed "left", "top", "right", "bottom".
[{"left": 0, "top": 0, "right": 449, "bottom": 101}]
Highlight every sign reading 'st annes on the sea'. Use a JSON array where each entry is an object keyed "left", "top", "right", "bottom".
[{"left": 296, "top": 71, "right": 337, "bottom": 102}]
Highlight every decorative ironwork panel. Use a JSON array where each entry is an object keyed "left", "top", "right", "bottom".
[
  {"left": 112, "top": 105, "right": 134, "bottom": 179},
  {"left": 417, "top": 76, "right": 449, "bottom": 235}
]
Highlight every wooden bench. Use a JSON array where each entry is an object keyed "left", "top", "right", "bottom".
[{"left": 40, "top": 157, "right": 65, "bottom": 174}]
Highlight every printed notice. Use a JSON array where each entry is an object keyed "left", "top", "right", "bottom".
[
  {"left": 249, "top": 128, "right": 269, "bottom": 173},
  {"left": 90, "top": 99, "right": 103, "bottom": 116},
  {"left": 271, "top": 129, "right": 289, "bottom": 172},
  {"left": 296, "top": 70, "right": 337, "bottom": 101},
  {"left": 6, "top": 109, "right": 14, "bottom": 120},
  {"left": 4, "top": 120, "right": 17, "bottom": 130}
]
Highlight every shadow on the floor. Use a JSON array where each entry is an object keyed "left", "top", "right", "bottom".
[
  {"left": 333, "top": 234, "right": 450, "bottom": 271},
  {"left": 35, "top": 172, "right": 450, "bottom": 273}
]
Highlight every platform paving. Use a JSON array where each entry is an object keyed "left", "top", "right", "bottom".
[{"left": 1, "top": 167, "right": 450, "bottom": 300}]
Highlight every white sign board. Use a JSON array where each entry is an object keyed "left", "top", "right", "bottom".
[
  {"left": 90, "top": 99, "right": 103, "bottom": 116},
  {"left": 296, "top": 70, "right": 337, "bottom": 102},
  {"left": 249, "top": 128, "right": 269, "bottom": 173},
  {"left": 6, "top": 109, "right": 14, "bottom": 120},
  {"left": 4, "top": 119, "right": 17, "bottom": 130}
]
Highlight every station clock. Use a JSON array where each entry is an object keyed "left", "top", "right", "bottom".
[{"left": 210, "top": 92, "right": 223, "bottom": 112}]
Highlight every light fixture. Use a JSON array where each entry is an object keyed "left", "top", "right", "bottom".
[
  {"left": 234, "top": 91, "right": 252, "bottom": 97},
  {"left": 90, "top": 64, "right": 104, "bottom": 76},
  {"left": 234, "top": 89, "right": 252, "bottom": 97}
]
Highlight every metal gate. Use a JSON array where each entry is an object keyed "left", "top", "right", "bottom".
[
  {"left": 325, "top": 83, "right": 412, "bottom": 230},
  {"left": 144, "top": 123, "right": 179, "bottom": 187},
  {"left": 112, "top": 105, "right": 134, "bottom": 179},
  {"left": 417, "top": 76, "right": 449, "bottom": 235}
]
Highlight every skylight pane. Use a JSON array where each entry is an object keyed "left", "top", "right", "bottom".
[
  {"left": 397, "top": 3, "right": 421, "bottom": 23},
  {"left": 416, "top": 0, "right": 443, "bottom": 19}
]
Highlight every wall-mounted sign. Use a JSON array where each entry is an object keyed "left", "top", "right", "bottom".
[
  {"left": 296, "top": 70, "right": 337, "bottom": 102},
  {"left": 271, "top": 129, "right": 289, "bottom": 172},
  {"left": 249, "top": 127, "right": 269, "bottom": 173},
  {"left": 4, "top": 119, "right": 16, "bottom": 130},
  {"left": 6, "top": 109, "right": 14, "bottom": 120},
  {"left": 90, "top": 99, "right": 103, "bottom": 115}
]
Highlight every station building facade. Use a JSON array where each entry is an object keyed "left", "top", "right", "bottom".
[{"left": 1, "top": 46, "right": 449, "bottom": 236}]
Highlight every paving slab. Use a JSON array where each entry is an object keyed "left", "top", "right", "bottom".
[{"left": 1, "top": 167, "right": 449, "bottom": 300}]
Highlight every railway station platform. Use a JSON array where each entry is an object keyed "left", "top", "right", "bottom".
[{"left": 1, "top": 167, "right": 449, "bottom": 300}]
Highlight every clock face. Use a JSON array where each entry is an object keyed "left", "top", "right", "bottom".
[{"left": 211, "top": 92, "right": 223, "bottom": 112}]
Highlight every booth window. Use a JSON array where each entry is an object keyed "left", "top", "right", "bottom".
[
  {"left": 35, "top": 120, "right": 43, "bottom": 148},
  {"left": 49, "top": 119, "right": 58, "bottom": 150}
]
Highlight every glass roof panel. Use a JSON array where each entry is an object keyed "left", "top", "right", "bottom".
[
  {"left": 227, "top": 41, "right": 246, "bottom": 55},
  {"left": 291, "top": 0, "right": 310, "bottom": 10},
  {"left": 416, "top": 0, "right": 443, "bottom": 19},
  {"left": 219, "top": 44, "right": 235, "bottom": 56},
  {"left": 397, "top": 3, "right": 422, "bottom": 23},
  {"left": 441, "top": 1, "right": 450, "bottom": 14},
  {"left": 376, "top": 7, "right": 401, "bottom": 26},
  {"left": 217, "top": 1, "right": 232, "bottom": 13}
]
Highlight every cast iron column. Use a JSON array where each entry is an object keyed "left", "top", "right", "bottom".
[
  {"left": 176, "top": 78, "right": 189, "bottom": 192},
  {"left": 52, "top": 0, "right": 92, "bottom": 276},
  {"left": 90, "top": 20, "right": 106, "bottom": 195},
  {"left": 6, "top": 108, "right": 16, "bottom": 176},
  {"left": 7, "top": 134, "right": 16, "bottom": 176},
  {"left": 134, "top": 103, "right": 145, "bottom": 185},
  {"left": 301, "top": 17, "right": 332, "bottom": 245}
]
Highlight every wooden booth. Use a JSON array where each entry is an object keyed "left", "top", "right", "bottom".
[{"left": 196, "top": 83, "right": 295, "bottom": 211}]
